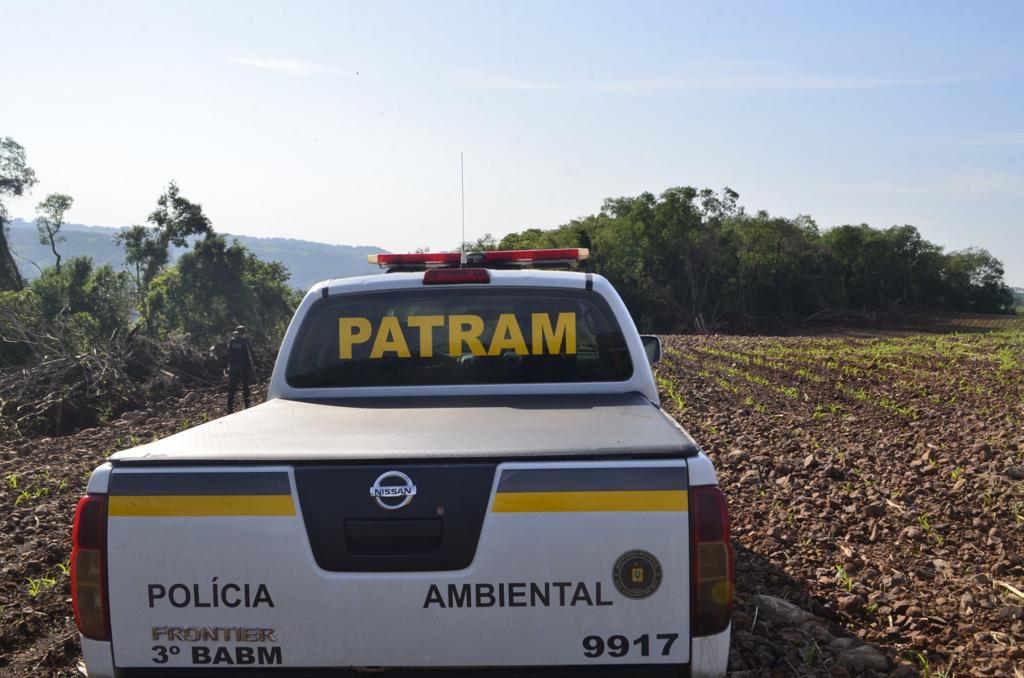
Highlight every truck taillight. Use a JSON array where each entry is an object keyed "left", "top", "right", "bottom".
[
  {"left": 72, "top": 494, "right": 109, "bottom": 640},
  {"left": 690, "top": 485, "right": 733, "bottom": 636}
]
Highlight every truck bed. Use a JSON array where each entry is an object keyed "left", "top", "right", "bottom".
[{"left": 109, "top": 393, "right": 699, "bottom": 463}]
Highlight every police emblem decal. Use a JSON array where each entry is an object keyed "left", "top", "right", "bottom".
[{"left": 613, "top": 550, "right": 662, "bottom": 599}]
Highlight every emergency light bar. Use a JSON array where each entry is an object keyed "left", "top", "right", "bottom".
[
  {"left": 368, "top": 252, "right": 462, "bottom": 267},
  {"left": 368, "top": 248, "right": 589, "bottom": 271}
]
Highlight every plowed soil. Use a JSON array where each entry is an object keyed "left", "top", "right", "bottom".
[
  {"left": 1, "top": 331, "right": 1022, "bottom": 676},
  {"left": 657, "top": 332, "right": 1024, "bottom": 676}
]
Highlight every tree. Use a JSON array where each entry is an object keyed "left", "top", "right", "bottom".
[
  {"left": 0, "top": 137, "right": 38, "bottom": 291},
  {"left": 143, "top": 234, "right": 299, "bottom": 346},
  {"left": 35, "top": 193, "right": 73, "bottom": 272},
  {"left": 115, "top": 181, "right": 212, "bottom": 293},
  {"left": 942, "top": 248, "right": 1014, "bottom": 313}
]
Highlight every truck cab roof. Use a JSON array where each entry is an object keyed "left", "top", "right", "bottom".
[{"left": 267, "top": 268, "right": 659, "bottom": 403}]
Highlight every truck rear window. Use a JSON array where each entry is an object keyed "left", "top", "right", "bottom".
[{"left": 286, "top": 287, "right": 633, "bottom": 387}]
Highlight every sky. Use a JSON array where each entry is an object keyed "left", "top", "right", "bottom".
[{"left": 2, "top": 0, "right": 1022, "bottom": 285}]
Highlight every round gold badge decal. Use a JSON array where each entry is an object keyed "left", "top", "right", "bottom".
[{"left": 613, "top": 550, "right": 662, "bottom": 599}]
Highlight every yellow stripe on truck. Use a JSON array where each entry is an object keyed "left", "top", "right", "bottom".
[
  {"left": 108, "top": 495, "right": 296, "bottom": 517},
  {"left": 491, "top": 489, "right": 687, "bottom": 513}
]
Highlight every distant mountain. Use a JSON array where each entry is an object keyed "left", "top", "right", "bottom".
[{"left": 6, "top": 219, "right": 384, "bottom": 290}]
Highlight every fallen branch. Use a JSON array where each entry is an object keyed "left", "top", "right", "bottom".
[{"left": 994, "top": 579, "right": 1024, "bottom": 601}]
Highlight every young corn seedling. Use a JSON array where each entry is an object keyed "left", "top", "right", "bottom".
[
  {"left": 26, "top": 576, "right": 56, "bottom": 598},
  {"left": 835, "top": 564, "right": 855, "bottom": 592}
]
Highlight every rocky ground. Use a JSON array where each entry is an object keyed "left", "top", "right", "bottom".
[
  {"left": 658, "top": 332, "right": 1024, "bottom": 676},
  {"left": 0, "top": 331, "right": 1022, "bottom": 676}
]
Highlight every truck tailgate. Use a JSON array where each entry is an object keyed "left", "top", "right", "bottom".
[
  {"left": 107, "top": 394, "right": 698, "bottom": 463},
  {"left": 105, "top": 460, "right": 691, "bottom": 670}
]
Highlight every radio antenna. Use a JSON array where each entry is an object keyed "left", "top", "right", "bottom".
[{"left": 460, "top": 152, "right": 466, "bottom": 267}]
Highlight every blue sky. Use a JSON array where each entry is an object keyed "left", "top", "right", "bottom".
[{"left": 2, "top": 0, "right": 1022, "bottom": 285}]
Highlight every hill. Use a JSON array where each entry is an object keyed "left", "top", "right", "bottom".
[{"left": 5, "top": 219, "right": 384, "bottom": 290}]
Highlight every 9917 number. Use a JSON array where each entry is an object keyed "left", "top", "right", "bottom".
[{"left": 582, "top": 633, "right": 679, "bottom": 658}]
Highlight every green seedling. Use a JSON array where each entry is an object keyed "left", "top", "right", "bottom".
[
  {"left": 835, "top": 564, "right": 855, "bottom": 592},
  {"left": 865, "top": 602, "right": 879, "bottom": 614},
  {"left": 655, "top": 374, "right": 686, "bottom": 413},
  {"left": 950, "top": 466, "right": 964, "bottom": 481},
  {"left": 26, "top": 576, "right": 57, "bottom": 598},
  {"left": 801, "top": 638, "right": 822, "bottom": 667},
  {"left": 56, "top": 560, "right": 71, "bottom": 576}
]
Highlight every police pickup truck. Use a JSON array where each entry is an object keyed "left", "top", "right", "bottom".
[{"left": 72, "top": 248, "right": 733, "bottom": 677}]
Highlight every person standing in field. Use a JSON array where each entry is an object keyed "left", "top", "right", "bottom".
[{"left": 225, "top": 325, "right": 256, "bottom": 413}]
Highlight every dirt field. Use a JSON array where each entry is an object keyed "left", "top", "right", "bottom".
[
  {"left": 1, "top": 331, "right": 1022, "bottom": 676},
  {"left": 657, "top": 332, "right": 1024, "bottom": 676}
]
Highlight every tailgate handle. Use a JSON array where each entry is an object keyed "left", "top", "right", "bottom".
[
  {"left": 344, "top": 519, "right": 443, "bottom": 557},
  {"left": 344, "top": 519, "right": 442, "bottom": 539}
]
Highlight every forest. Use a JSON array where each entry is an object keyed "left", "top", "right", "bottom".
[
  {"left": 469, "top": 187, "right": 1017, "bottom": 332},
  {"left": 0, "top": 135, "right": 1019, "bottom": 433}
]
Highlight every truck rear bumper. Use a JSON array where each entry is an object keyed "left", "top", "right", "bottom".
[
  {"left": 112, "top": 668, "right": 690, "bottom": 677},
  {"left": 690, "top": 625, "right": 730, "bottom": 677},
  {"left": 83, "top": 630, "right": 731, "bottom": 678}
]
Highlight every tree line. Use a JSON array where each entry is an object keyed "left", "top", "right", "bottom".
[
  {"left": 467, "top": 187, "right": 1016, "bottom": 331},
  {"left": 2, "top": 134, "right": 1018, "bottom": 367},
  {"left": 0, "top": 137, "right": 299, "bottom": 368}
]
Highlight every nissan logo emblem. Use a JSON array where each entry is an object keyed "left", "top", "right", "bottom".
[{"left": 369, "top": 471, "right": 417, "bottom": 510}]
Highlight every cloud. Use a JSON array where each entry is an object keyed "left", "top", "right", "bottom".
[
  {"left": 229, "top": 57, "right": 336, "bottom": 76},
  {"left": 454, "top": 61, "right": 947, "bottom": 93}
]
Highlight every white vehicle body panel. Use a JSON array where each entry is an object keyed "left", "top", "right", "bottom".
[{"left": 105, "top": 461, "right": 692, "bottom": 669}]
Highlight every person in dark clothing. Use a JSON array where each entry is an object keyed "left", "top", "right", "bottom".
[{"left": 225, "top": 325, "right": 256, "bottom": 413}]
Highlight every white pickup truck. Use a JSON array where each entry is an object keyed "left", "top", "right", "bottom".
[{"left": 72, "top": 248, "right": 733, "bottom": 677}]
